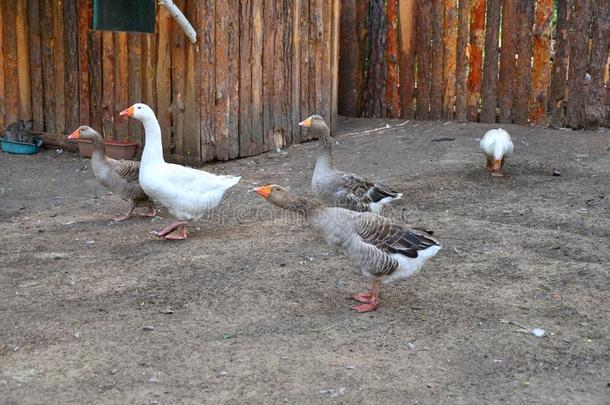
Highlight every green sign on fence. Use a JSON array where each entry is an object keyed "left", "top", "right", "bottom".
[{"left": 93, "top": 0, "right": 156, "bottom": 33}]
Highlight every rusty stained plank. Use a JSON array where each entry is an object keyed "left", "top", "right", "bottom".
[
  {"left": 416, "top": 0, "right": 432, "bottom": 119},
  {"left": 199, "top": 0, "right": 216, "bottom": 161},
  {"left": 480, "top": 0, "right": 501, "bottom": 123},
  {"left": 88, "top": 31, "right": 103, "bottom": 132},
  {"left": 3, "top": 1, "right": 20, "bottom": 124},
  {"left": 398, "top": 0, "right": 417, "bottom": 119},
  {"left": 454, "top": 0, "right": 469, "bottom": 121},
  {"left": 497, "top": 0, "right": 518, "bottom": 123},
  {"left": 52, "top": 0, "right": 66, "bottom": 133},
  {"left": 182, "top": 0, "right": 201, "bottom": 164},
  {"left": 429, "top": 0, "right": 445, "bottom": 120},
  {"left": 16, "top": 0, "right": 32, "bottom": 121},
  {"left": 27, "top": 0, "right": 44, "bottom": 131},
  {"left": 128, "top": 33, "right": 143, "bottom": 142},
  {"left": 64, "top": 0, "right": 79, "bottom": 132},
  {"left": 584, "top": 0, "right": 610, "bottom": 130},
  {"left": 76, "top": 0, "right": 90, "bottom": 125},
  {"left": 512, "top": 0, "right": 535, "bottom": 125},
  {"left": 529, "top": 0, "right": 553, "bottom": 125},
  {"left": 386, "top": 0, "right": 400, "bottom": 118},
  {"left": 101, "top": 31, "right": 115, "bottom": 138},
  {"left": 156, "top": 6, "right": 172, "bottom": 156},
  {"left": 442, "top": 0, "right": 458, "bottom": 119},
  {"left": 467, "top": 0, "right": 485, "bottom": 122},
  {"left": 548, "top": 0, "right": 570, "bottom": 128}
]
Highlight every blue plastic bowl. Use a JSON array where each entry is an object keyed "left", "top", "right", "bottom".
[{"left": 1, "top": 138, "right": 44, "bottom": 155}]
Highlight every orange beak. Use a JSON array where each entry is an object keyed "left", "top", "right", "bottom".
[
  {"left": 299, "top": 117, "right": 313, "bottom": 127},
  {"left": 119, "top": 106, "right": 135, "bottom": 117},
  {"left": 68, "top": 129, "right": 80, "bottom": 140},
  {"left": 253, "top": 185, "right": 273, "bottom": 198}
]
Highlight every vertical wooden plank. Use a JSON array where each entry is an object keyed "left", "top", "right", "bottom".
[
  {"left": 282, "top": 0, "right": 294, "bottom": 145},
  {"left": 364, "top": 0, "right": 388, "bottom": 118},
  {"left": 429, "top": 0, "right": 444, "bottom": 119},
  {"left": 142, "top": 34, "right": 157, "bottom": 112},
  {"left": 338, "top": 0, "right": 366, "bottom": 117},
  {"left": 40, "top": 0, "right": 55, "bottom": 132},
  {"left": 64, "top": 0, "right": 79, "bottom": 131},
  {"left": 386, "top": 0, "right": 400, "bottom": 118},
  {"left": 262, "top": 0, "right": 275, "bottom": 148},
  {"left": 442, "top": 0, "right": 458, "bottom": 119},
  {"left": 239, "top": 0, "right": 253, "bottom": 156},
  {"left": 16, "top": 0, "right": 32, "bottom": 121},
  {"left": 467, "top": 0, "right": 485, "bottom": 122},
  {"left": 52, "top": 0, "right": 66, "bottom": 133},
  {"left": 497, "top": 0, "right": 518, "bottom": 123},
  {"left": 3, "top": 1, "right": 20, "bottom": 124},
  {"left": 113, "top": 32, "right": 129, "bottom": 139},
  {"left": 455, "top": 0, "right": 469, "bottom": 121},
  {"left": 584, "top": 0, "right": 610, "bottom": 130},
  {"left": 566, "top": 0, "right": 591, "bottom": 129},
  {"left": 27, "top": 0, "right": 43, "bottom": 131},
  {"left": 415, "top": 0, "right": 432, "bottom": 119},
  {"left": 250, "top": 0, "right": 263, "bottom": 152},
  {"left": 76, "top": 0, "right": 90, "bottom": 125},
  {"left": 88, "top": 31, "right": 103, "bottom": 132},
  {"left": 330, "top": 0, "right": 340, "bottom": 132},
  {"left": 128, "top": 33, "right": 143, "bottom": 142},
  {"left": 398, "top": 0, "right": 417, "bottom": 119},
  {"left": 291, "top": 0, "right": 302, "bottom": 143},
  {"left": 0, "top": 4, "right": 4, "bottom": 129},
  {"left": 512, "top": 0, "right": 535, "bottom": 125},
  {"left": 299, "top": 0, "right": 311, "bottom": 140},
  {"left": 170, "top": 0, "right": 186, "bottom": 156},
  {"left": 548, "top": 0, "right": 570, "bottom": 128},
  {"left": 480, "top": 0, "right": 501, "bottom": 123},
  {"left": 199, "top": 0, "right": 216, "bottom": 161},
  {"left": 182, "top": 0, "right": 201, "bottom": 164},
  {"left": 320, "top": 0, "right": 332, "bottom": 124},
  {"left": 101, "top": 31, "right": 115, "bottom": 138},
  {"left": 226, "top": 0, "right": 240, "bottom": 159},
  {"left": 156, "top": 6, "right": 172, "bottom": 156},
  {"left": 273, "top": 0, "right": 287, "bottom": 149},
  {"left": 529, "top": 0, "right": 553, "bottom": 125}
]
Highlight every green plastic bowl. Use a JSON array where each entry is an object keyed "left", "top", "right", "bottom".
[{"left": 1, "top": 138, "right": 44, "bottom": 154}]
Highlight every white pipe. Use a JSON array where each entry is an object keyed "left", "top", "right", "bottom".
[{"left": 158, "top": 0, "right": 197, "bottom": 44}]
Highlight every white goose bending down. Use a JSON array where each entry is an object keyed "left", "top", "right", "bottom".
[
  {"left": 254, "top": 185, "right": 440, "bottom": 313},
  {"left": 68, "top": 125, "right": 155, "bottom": 222},
  {"left": 480, "top": 128, "right": 514, "bottom": 177},
  {"left": 120, "top": 103, "right": 241, "bottom": 240},
  {"left": 299, "top": 115, "right": 402, "bottom": 213}
]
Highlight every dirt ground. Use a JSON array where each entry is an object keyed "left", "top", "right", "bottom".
[{"left": 1, "top": 118, "right": 609, "bottom": 404}]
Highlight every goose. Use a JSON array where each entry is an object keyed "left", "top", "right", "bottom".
[
  {"left": 254, "top": 184, "right": 440, "bottom": 313},
  {"left": 480, "top": 128, "right": 514, "bottom": 177},
  {"left": 299, "top": 115, "right": 402, "bottom": 213},
  {"left": 68, "top": 125, "right": 155, "bottom": 222},
  {"left": 119, "top": 103, "right": 241, "bottom": 240}
]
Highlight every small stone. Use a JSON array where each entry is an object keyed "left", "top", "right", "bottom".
[
  {"left": 552, "top": 170, "right": 561, "bottom": 177},
  {"left": 531, "top": 328, "right": 545, "bottom": 337},
  {"left": 408, "top": 342, "right": 416, "bottom": 351},
  {"left": 142, "top": 326, "right": 154, "bottom": 331}
]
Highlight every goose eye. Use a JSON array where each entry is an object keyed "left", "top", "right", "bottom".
[{"left": 137, "top": 106, "right": 141, "bottom": 109}]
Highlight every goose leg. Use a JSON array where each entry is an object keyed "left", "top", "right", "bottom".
[
  {"left": 352, "top": 292, "right": 372, "bottom": 303},
  {"left": 113, "top": 202, "right": 136, "bottom": 222},
  {"left": 152, "top": 221, "right": 188, "bottom": 237},
  {"left": 351, "top": 279, "right": 381, "bottom": 313},
  {"left": 139, "top": 204, "right": 157, "bottom": 217},
  {"left": 164, "top": 224, "right": 188, "bottom": 240}
]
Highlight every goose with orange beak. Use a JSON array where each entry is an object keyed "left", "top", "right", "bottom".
[
  {"left": 254, "top": 184, "right": 440, "bottom": 313},
  {"left": 119, "top": 103, "right": 241, "bottom": 240},
  {"left": 480, "top": 128, "right": 514, "bottom": 177}
]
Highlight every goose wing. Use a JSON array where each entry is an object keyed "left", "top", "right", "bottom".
[{"left": 109, "top": 158, "right": 140, "bottom": 182}]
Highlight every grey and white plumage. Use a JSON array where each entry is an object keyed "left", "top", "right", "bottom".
[
  {"left": 300, "top": 115, "right": 402, "bottom": 213},
  {"left": 69, "top": 126, "right": 152, "bottom": 218},
  {"left": 254, "top": 185, "right": 440, "bottom": 312}
]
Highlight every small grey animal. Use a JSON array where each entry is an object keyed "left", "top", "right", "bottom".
[{"left": 2, "top": 120, "right": 33, "bottom": 144}]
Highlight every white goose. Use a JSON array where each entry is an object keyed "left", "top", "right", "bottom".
[
  {"left": 120, "top": 103, "right": 240, "bottom": 240},
  {"left": 480, "top": 128, "right": 514, "bottom": 177}
]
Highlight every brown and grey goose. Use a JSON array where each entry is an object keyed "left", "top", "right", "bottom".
[
  {"left": 254, "top": 184, "right": 440, "bottom": 313},
  {"left": 299, "top": 115, "right": 402, "bottom": 213},
  {"left": 68, "top": 126, "right": 155, "bottom": 222}
]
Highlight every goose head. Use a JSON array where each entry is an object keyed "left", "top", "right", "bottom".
[
  {"left": 300, "top": 114, "right": 332, "bottom": 156},
  {"left": 299, "top": 115, "right": 327, "bottom": 131},
  {"left": 68, "top": 125, "right": 102, "bottom": 143},
  {"left": 253, "top": 184, "right": 293, "bottom": 208},
  {"left": 119, "top": 103, "right": 156, "bottom": 122}
]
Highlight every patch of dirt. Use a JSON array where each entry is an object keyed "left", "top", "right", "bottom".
[{"left": 1, "top": 118, "right": 609, "bottom": 404}]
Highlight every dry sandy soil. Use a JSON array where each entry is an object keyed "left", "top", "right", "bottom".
[{"left": 1, "top": 118, "right": 609, "bottom": 404}]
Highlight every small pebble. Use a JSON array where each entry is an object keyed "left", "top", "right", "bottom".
[
  {"left": 552, "top": 170, "right": 561, "bottom": 177},
  {"left": 142, "top": 326, "right": 154, "bottom": 331},
  {"left": 531, "top": 328, "right": 545, "bottom": 337}
]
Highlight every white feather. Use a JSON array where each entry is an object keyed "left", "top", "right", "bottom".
[
  {"left": 480, "top": 128, "right": 514, "bottom": 161},
  {"left": 383, "top": 245, "right": 441, "bottom": 284}
]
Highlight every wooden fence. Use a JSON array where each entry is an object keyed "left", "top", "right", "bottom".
[
  {"left": 0, "top": 0, "right": 340, "bottom": 165},
  {"left": 339, "top": 0, "right": 610, "bottom": 130}
]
